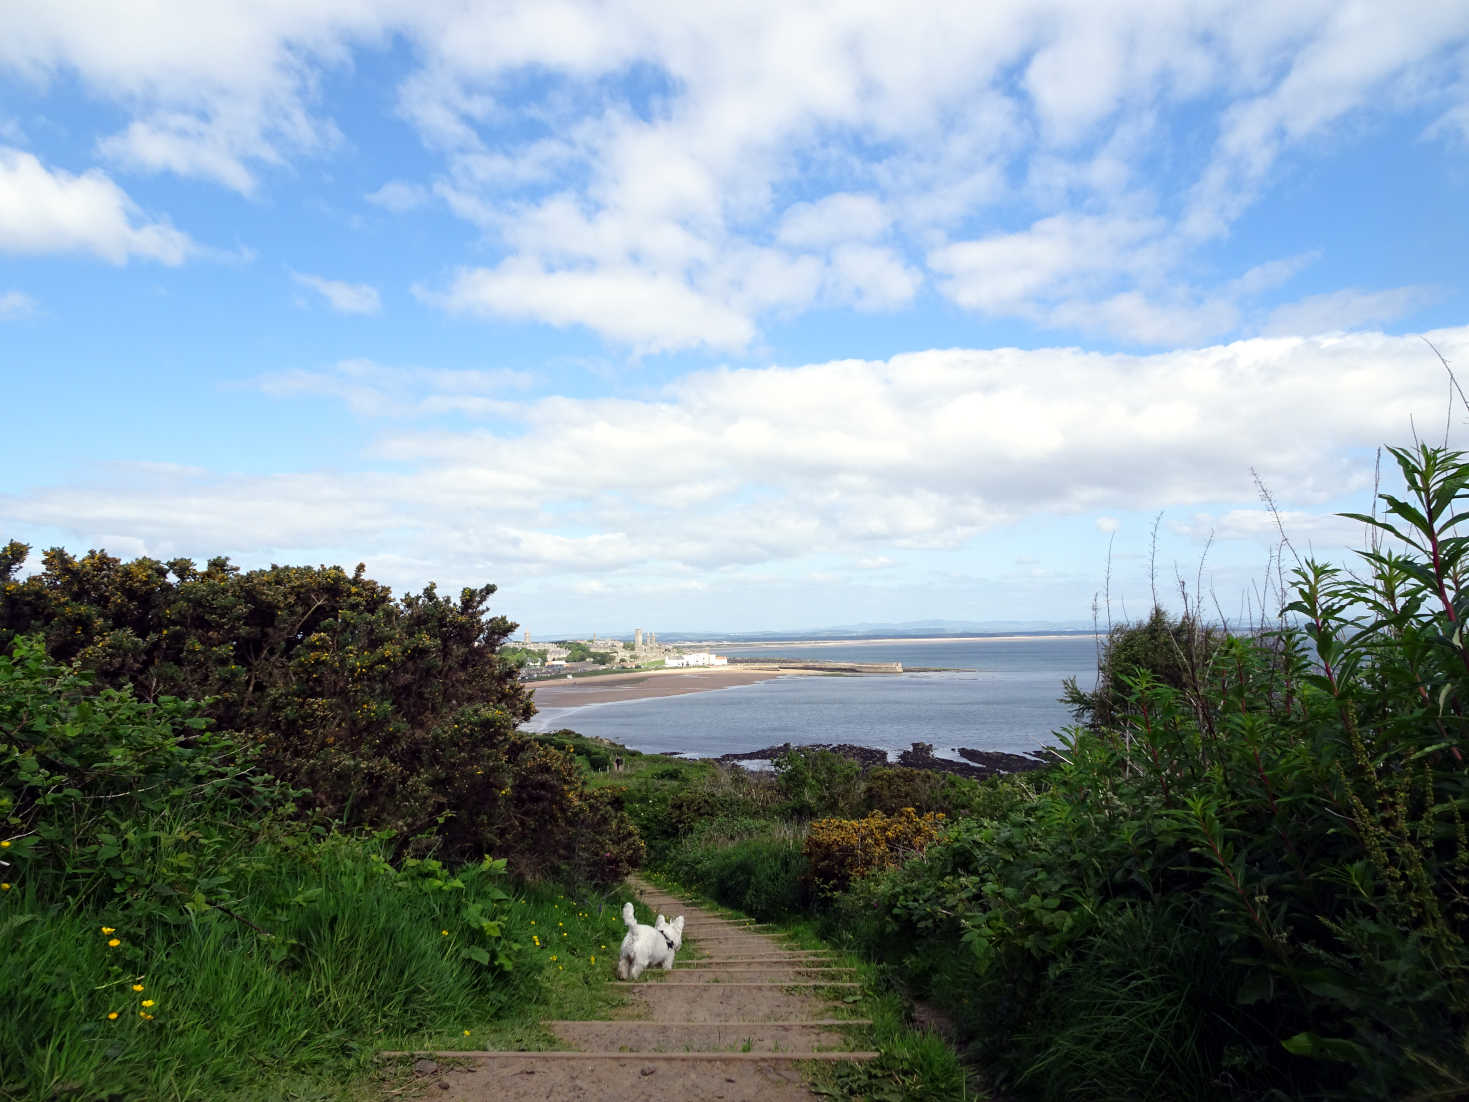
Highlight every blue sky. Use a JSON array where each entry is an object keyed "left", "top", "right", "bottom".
[{"left": 2, "top": 1, "right": 1468, "bottom": 637}]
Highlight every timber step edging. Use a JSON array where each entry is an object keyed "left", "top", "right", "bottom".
[
  {"left": 542, "top": 1019, "right": 872, "bottom": 1027},
  {"left": 377, "top": 1050, "right": 879, "bottom": 1062},
  {"left": 612, "top": 981, "right": 862, "bottom": 988}
]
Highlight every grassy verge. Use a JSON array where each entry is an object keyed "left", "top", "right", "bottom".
[{"left": 0, "top": 839, "right": 634, "bottom": 1101}]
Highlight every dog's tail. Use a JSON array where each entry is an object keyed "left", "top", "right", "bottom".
[{"left": 622, "top": 901, "right": 637, "bottom": 929}]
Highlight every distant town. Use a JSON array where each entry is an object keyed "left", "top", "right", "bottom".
[{"left": 504, "top": 628, "right": 728, "bottom": 680}]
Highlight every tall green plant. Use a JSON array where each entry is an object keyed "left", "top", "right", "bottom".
[{"left": 837, "top": 442, "right": 1469, "bottom": 1100}]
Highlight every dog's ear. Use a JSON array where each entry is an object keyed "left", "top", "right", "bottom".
[{"left": 673, "top": 915, "right": 685, "bottom": 934}]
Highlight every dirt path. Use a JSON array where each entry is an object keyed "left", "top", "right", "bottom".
[{"left": 391, "top": 876, "right": 874, "bottom": 1101}]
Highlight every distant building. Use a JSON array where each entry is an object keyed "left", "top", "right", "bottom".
[
  {"left": 524, "top": 629, "right": 530, "bottom": 644},
  {"left": 634, "top": 628, "right": 644, "bottom": 648},
  {"left": 664, "top": 652, "right": 728, "bottom": 668}
]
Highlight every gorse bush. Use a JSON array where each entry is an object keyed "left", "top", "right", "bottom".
[
  {"left": 0, "top": 545, "right": 642, "bottom": 881},
  {"left": 804, "top": 808, "right": 945, "bottom": 893},
  {"left": 0, "top": 554, "right": 640, "bottom": 1099},
  {"left": 840, "top": 441, "right": 1469, "bottom": 1100}
]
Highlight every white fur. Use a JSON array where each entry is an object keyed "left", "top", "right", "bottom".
[{"left": 615, "top": 901, "right": 685, "bottom": 980}]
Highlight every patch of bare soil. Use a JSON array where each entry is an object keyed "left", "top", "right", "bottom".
[{"left": 395, "top": 877, "right": 874, "bottom": 1102}]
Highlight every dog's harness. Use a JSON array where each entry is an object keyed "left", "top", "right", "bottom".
[{"left": 660, "top": 930, "right": 676, "bottom": 951}]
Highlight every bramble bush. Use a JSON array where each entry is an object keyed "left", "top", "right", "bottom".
[
  {"left": 832, "top": 442, "right": 1469, "bottom": 1100},
  {"left": 0, "top": 635, "right": 287, "bottom": 925}
]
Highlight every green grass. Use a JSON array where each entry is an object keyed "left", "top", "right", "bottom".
[{"left": 0, "top": 838, "right": 632, "bottom": 1101}]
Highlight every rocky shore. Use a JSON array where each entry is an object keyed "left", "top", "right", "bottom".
[{"left": 717, "top": 741, "right": 1051, "bottom": 780}]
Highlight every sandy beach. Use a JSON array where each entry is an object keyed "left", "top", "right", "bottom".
[{"left": 528, "top": 665, "right": 791, "bottom": 707}]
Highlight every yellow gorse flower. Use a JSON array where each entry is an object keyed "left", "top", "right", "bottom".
[
  {"left": 107, "top": 938, "right": 121, "bottom": 948},
  {"left": 131, "top": 984, "right": 144, "bottom": 992}
]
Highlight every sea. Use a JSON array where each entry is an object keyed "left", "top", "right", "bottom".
[{"left": 522, "top": 635, "right": 1101, "bottom": 763}]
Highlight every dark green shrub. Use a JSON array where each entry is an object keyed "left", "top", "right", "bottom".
[
  {"left": 0, "top": 545, "right": 643, "bottom": 882},
  {"left": 775, "top": 747, "right": 863, "bottom": 818},
  {"left": 1061, "top": 606, "right": 1224, "bottom": 730},
  {"left": 0, "top": 635, "right": 286, "bottom": 923},
  {"left": 662, "top": 819, "right": 811, "bottom": 920}
]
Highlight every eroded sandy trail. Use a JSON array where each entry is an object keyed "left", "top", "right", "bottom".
[{"left": 400, "top": 875, "right": 873, "bottom": 1102}]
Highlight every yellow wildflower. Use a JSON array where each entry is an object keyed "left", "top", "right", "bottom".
[
  {"left": 141, "top": 999, "right": 155, "bottom": 1008},
  {"left": 107, "top": 938, "right": 121, "bottom": 948},
  {"left": 107, "top": 1012, "right": 119, "bottom": 1020},
  {"left": 101, "top": 926, "right": 115, "bottom": 934},
  {"left": 441, "top": 930, "right": 449, "bottom": 936},
  {"left": 1, "top": 883, "right": 9, "bottom": 891},
  {"left": 131, "top": 984, "right": 144, "bottom": 992},
  {"left": 139, "top": 1011, "right": 153, "bottom": 1020}
]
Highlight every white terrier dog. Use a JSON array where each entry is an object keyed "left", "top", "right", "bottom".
[{"left": 615, "top": 901, "right": 685, "bottom": 980}]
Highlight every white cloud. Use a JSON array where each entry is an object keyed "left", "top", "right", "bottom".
[
  {"left": 11, "top": 327, "right": 1458, "bottom": 592},
  {"left": 928, "top": 213, "right": 1166, "bottom": 316},
  {"left": 777, "top": 194, "right": 890, "bottom": 248},
  {"left": 291, "top": 271, "right": 381, "bottom": 315},
  {"left": 365, "top": 180, "right": 429, "bottom": 211},
  {"left": 1183, "top": 3, "right": 1469, "bottom": 242},
  {"left": 428, "top": 259, "right": 756, "bottom": 353},
  {"left": 0, "top": 147, "right": 195, "bottom": 264},
  {"left": 1262, "top": 286, "right": 1439, "bottom": 336},
  {"left": 253, "top": 358, "right": 531, "bottom": 417},
  {"left": 1096, "top": 517, "right": 1120, "bottom": 534},
  {"left": 827, "top": 245, "right": 921, "bottom": 311},
  {"left": 0, "top": 290, "right": 36, "bottom": 319},
  {"left": 6, "top": 3, "right": 1468, "bottom": 349},
  {"left": 98, "top": 115, "right": 260, "bottom": 195}
]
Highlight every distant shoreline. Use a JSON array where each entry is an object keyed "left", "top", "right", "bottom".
[
  {"left": 528, "top": 665, "right": 796, "bottom": 708},
  {"left": 711, "top": 633, "right": 1096, "bottom": 647}
]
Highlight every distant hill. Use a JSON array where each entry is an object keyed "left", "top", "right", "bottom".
[{"left": 631, "top": 619, "right": 1096, "bottom": 643}]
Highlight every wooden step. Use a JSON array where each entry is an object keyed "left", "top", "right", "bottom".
[
  {"left": 656, "top": 967, "right": 857, "bottom": 982},
  {"left": 544, "top": 1019, "right": 869, "bottom": 1053},
  {"left": 614, "top": 981, "right": 861, "bottom": 988}
]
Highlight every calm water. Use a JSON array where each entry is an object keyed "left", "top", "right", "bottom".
[{"left": 523, "top": 635, "right": 1100, "bottom": 761}]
